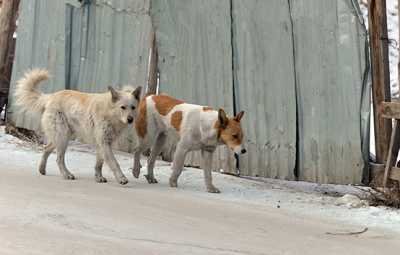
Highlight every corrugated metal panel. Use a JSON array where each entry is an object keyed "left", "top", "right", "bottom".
[
  {"left": 232, "top": 0, "right": 297, "bottom": 180},
  {"left": 8, "top": 0, "right": 66, "bottom": 132},
  {"left": 8, "top": 0, "right": 151, "bottom": 152},
  {"left": 67, "top": 0, "right": 152, "bottom": 151},
  {"left": 291, "top": 0, "right": 366, "bottom": 184},
  {"left": 69, "top": 0, "right": 151, "bottom": 92},
  {"left": 151, "top": 0, "right": 236, "bottom": 172},
  {"left": 7, "top": 0, "right": 369, "bottom": 184}
]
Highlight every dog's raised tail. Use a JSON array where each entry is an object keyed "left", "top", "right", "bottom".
[{"left": 14, "top": 69, "right": 50, "bottom": 113}]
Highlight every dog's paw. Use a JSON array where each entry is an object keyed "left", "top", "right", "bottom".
[
  {"left": 95, "top": 176, "right": 107, "bottom": 183},
  {"left": 132, "top": 167, "right": 140, "bottom": 178},
  {"left": 169, "top": 178, "right": 178, "bottom": 188},
  {"left": 63, "top": 173, "right": 75, "bottom": 180},
  {"left": 118, "top": 176, "right": 129, "bottom": 185},
  {"left": 38, "top": 167, "right": 46, "bottom": 175},
  {"left": 144, "top": 174, "right": 158, "bottom": 184},
  {"left": 207, "top": 186, "right": 220, "bottom": 193}
]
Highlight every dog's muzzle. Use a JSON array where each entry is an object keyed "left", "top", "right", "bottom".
[
  {"left": 127, "top": 116, "right": 134, "bottom": 124},
  {"left": 234, "top": 146, "right": 247, "bottom": 155}
]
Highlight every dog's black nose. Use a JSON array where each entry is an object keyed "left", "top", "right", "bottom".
[
  {"left": 241, "top": 149, "right": 247, "bottom": 154},
  {"left": 127, "top": 116, "right": 134, "bottom": 124}
]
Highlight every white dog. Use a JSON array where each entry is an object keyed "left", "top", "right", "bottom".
[
  {"left": 14, "top": 69, "right": 141, "bottom": 184},
  {"left": 132, "top": 94, "right": 246, "bottom": 193}
]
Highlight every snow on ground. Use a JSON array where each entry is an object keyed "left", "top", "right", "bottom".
[
  {"left": 2, "top": 128, "right": 400, "bottom": 254},
  {"left": 1, "top": 126, "right": 400, "bottom": 238}
]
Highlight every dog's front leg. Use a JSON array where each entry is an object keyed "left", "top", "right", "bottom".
[
  {"left": 101, "top": 143, "right": 128, "bottom": 185},
  {"left": 132, "top": 144, "right": 144, "bottom": 178},
  {"left": 94, "top": 149, "right": 107, "bottom": 183},
  {"left": 202, "top": 149, "right": 220, "bottom": 193}
]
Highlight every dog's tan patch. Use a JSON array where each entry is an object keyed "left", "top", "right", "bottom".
[
  {"left": 171, "top": 111, "right": 183, "bottom": 132},
  {"left": 57, "top": 90, "right": 89, "bottom": 104},
  {"left": 152, "top": 94, "right": 184, "bottom": 116},
  {"left": 203, "top": 106, "right": 213, "bottom": 111},
  {"left": 135, "top": 98, "right": 147, "bottom": 138}
]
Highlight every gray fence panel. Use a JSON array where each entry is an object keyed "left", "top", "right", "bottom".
[
  {"left": 70, "top": 0, "right": 151, "bottom": 92},
  {"left": 232, "top": 0, "right": 297, "bottom": 179},
  {"left": 291, "top": 0, "right": 366, "bottom": 184},
  {"left": 8, "top": 0, "right": 66, "bottom": 132},
  {"left": 67, "top": 0, "right": 152, "bottom": 152},
  {"left": 151, "top": 0, "right": 236, "bottom": 172},
  {"left": 6, "top": 0, "right": 369, "bottom": 184}
]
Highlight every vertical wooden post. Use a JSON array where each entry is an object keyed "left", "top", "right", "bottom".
[
  {"left": 383, "top": 120, "right": 398, "bottom": 189},
  {"left": 368, "top": 0, "right": 392, "bottom": 163},
  {"left": 147, "top": 28, "right": 158, "bottom": 95},
  {"left": 0, "top": 0, "right": 20, "bottom": 119},
  {"left": 0, "top": 0, "right": 19, "bottom": 70}
]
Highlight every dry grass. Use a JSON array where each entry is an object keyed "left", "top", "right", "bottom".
[{"left": 365, "top": 172, "right": 400, "bottom": 208}]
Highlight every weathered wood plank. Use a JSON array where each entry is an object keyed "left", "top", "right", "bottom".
[
  {"left": 0, "top": 0, "right": 19, "bottom": 68},
  {"left": 370, "top": 163, "right": 400, "bottom": 182},
  {"left": 379, "top": 101, "right": 400, "bottom": 119},
  {"left": 368, "top": 0, "right": 392, "bottom": 163},
  {"left": 0, "top": 0, "right": 19, "bottom": 116},
  {"left": 383, "top": 120, "right": 398, "bottom": 188}
]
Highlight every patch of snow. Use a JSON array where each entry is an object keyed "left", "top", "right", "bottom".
[{"left": 335, "top": 194, "right": 369, "bottom": 208}]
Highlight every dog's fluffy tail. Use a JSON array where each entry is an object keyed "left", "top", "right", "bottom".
[{"left": 14, "top": 69, "right": 50, "bottom": 114}]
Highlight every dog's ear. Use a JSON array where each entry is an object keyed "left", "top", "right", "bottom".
[
  {"left": 132, "top": 86, "right": 142, "bottom": 100},
  {"left": 234, "top": 111, "right": 244, "bottom": 122},
  {"left": 108, "top": 86, "right": 119, "bottom": 103},
  {"left": 218, "top": 109, "right": 229, "bottom": 128}
]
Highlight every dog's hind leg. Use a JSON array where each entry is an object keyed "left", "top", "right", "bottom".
[
  {"left": 201, "top": 149, "right": 220, "bottom": 193},
  {"left": 94, "top": 149, "right": 107, "bottom": 183},
  {"left": 55, "top": 137, "right": 75, "bottom": 180},
  {"left": 145, "top": 132, "right": 167, "bottom": 184},
  {"left": 169, "top": 143, "right": 188, "bottom": 188},
  {"left": 38, "top": 142, "right": 55, "bottom": 175}
]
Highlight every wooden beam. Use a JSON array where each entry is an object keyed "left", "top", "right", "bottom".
[
  {"left": 147, "top": 28, "right": 158, "bottom": 95},
  {"left": 370, "top": 163, "right": 400, "bottom": 182},
  {"left": 368, "top": 0, "right": 392, "bottom": 163},
  {"left": 383, "top": 120, "right": 398, "bottom": 188},
  {"left": 0, "top": 0, "right": 19, "bottom": 68},
  {"left": 0, "top": 0, "right": 19, "bottom": 117},
  {"left": 379, "top": 101, "right": 400, "bottom": 119}
]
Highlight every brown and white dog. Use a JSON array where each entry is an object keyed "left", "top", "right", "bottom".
[{"left": 132, "top": 94, "right": 246, "bottom": 193}]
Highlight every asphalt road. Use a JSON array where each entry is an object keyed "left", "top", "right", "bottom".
[{"left": 1, "top": 160, "right": 399, "bottom": 255}]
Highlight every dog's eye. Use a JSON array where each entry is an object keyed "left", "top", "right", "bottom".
[
  {"left": 121, "top": 106, "right": 126, "bottom": 110},
  {"left": 131, "top": 106, "right": 135, "bottom": 110},
  {"left": 233, "top": 134, "right": 239, "bottom": 139}
]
